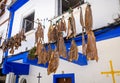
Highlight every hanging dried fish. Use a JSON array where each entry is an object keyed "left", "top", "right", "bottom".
[
  {"left": 8, "top": 37, "right": 15, "bottom": 54},
  {"left": 85, "top": 4, "right": 98, "bottom": 61},
  {"left": 67, "top": 11, "right": 76, "bottom": 39},
  {"left": 47, "top": 49, "right": 59, "bottom": 75},
  {"left": 46, "top": 44, "right": 52, "bottom": 62},
  {"left": 86, "top": 31, "right": 98, "bottom": 61},
  {"left": 0, "top": 27, "right": 26, "bottom": 54},
  {"left": 9, "top": 47, "right": 14, "bottom": 54},
  {"left": 58, "top": 16, "right": 66, "bottom": 32},
  {"left": 36, "top": 41, "right": 42, "bottom": 56},
  {"left": 1, "top": 39, "right": 7, "bottom": 52},
  {"left": 80, "top": 7, "right": 87, "bottom": 55},
  {"left": 48, "top": 21, "right": 54, "bottom": 42},
  {"left": 48, "top": 22, "right": 58, "bottom": 43},
  {"left": 57, "top": 33, "right": 67, "bottom": 58},
  {"left": 67, "top": 17, "right": 72, "bottom": 39},
  {"left": 68, "top": 40, "right": 78, "bottom": 62},
  {"left": 37, "top": 41, "right": 43, "bottom": 64},
  {"left": 52, "top": 24, "right": 58, "bottom": 42},
  {"left": 85, "top": 4, "right": 93, "bottom": 33},
  {"left": 14, "top": 33, "right": 22, "bottom": 49},
  {"left": 35, "top": 21, "right": 44, "bottom": 43},
  {"left": 0, "top": 0, "right": 7, "bottom": 17},
  {"left": 38, "top": 46, "right": 48, "bottom": 64}
]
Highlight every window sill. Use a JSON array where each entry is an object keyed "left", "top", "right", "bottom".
[{"left": 25, "top": 29, "right": 35, "bottom": 36}]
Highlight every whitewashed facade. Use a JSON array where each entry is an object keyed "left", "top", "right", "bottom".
[{"left": 0, "top": 0, "right": 120, "bottom": 83}]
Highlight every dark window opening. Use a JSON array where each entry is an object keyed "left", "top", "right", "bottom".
[
  {"left": 58, "top": 0, "right": 84, "bottom": 15},
  {"left": 22, "top": 12, "right": 35, "bottom": 33},
  {"left": 57, "top": 78, "right": 72, "bottom": 83}
]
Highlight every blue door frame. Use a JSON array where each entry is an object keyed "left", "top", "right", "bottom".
[{"left": 53, "top": 73, "right": 75, "bottom": 83}]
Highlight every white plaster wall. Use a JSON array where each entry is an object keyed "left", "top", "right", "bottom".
[
  {"left": 19, "top": 37, "right": 120, "bottom": 83},
  {"left": 0, "top": 0, "right": 11, "bottom": 40},
  {"left": 10, "top": 0, "right": 56, "bottom": 55},
  {"left": 10, "top": 0, "right": 120, "bottom": 55},
  {"left": 0, "top": 0, "right": 11, "bottom": 23},
  {"left": 87, "top": 0, "right": 120, "bottom": 29},
  {"left": 0, "top": 0, "right": 11, "bottom": 63},
  {"left": 4, "top": 0, "right": 120, "bottom": 82}
]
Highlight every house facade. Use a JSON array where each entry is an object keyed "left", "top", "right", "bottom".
[{"left": 0, "top": 0, "right": 120, "bottom": 83}]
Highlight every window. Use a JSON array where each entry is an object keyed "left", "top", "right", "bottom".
[
  {"left": 57, "top": 0, "right": 84, "bottom": 16},
  {"left": 22, "top": 12, "right": 35, "bottom": 33}
]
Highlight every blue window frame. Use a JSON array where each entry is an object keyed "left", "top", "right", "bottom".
[{"left": 53, "top": 73, "right": 75, "bottom": 83}]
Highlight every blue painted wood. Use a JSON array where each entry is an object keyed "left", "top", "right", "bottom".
[
  {"left": 53, "top": 73, "right": 75, "bottom": 83},
  {"left": 2, "top": 61, "right": 29, "bottom": 75},
  {"left": 7, "top": 51, "right": 28, "bottom": 62},
  {"left": 8, "top": 0, "right": 29, "bottom": 12},
  {"left": 15, "top": 75, "right": 19, "bottom": 83},
  {"left": 4, "top": 12, "right": 15, "bottom": 57},
  {"left": 5, "top": 25, "right": 120, "bottom": 68}
]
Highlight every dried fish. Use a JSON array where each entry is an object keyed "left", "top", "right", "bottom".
[
  {"left": 67, "top": 12, "right": 76, "bottom": 39},
  {"left": 35, "top": 22, "right": 44, "bottom": 43},
  {"left": 57, "top": 33, "right": 67, "bottom": 58},
  {"left": 68, "top": 40, "right": 78, "bottom": 61},
  {"left": 58, "top": 16, "right": 66, "bottom": 32},
  {"left": 84, "top": 4, "right": 98, "bottom": 61},
  {"left": 85, "top": 4, "right": 93, "bottom": 33},
  {"left": 48, "top": 22, "right": 58, "bottom": 42},
  {"left": 47, "top": 49, "right": 59, "bottom": 75},
  {"left": 86, "top": 31, "right": 98, "bottom": 61},
  {"left": 80, "top": 7, "right": 87, "bottom": 55}
]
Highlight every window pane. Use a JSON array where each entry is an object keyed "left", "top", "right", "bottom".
[
  {"left": 22, "top": 12, "right": 35, "bottom": 33},
  {"left": 57, "top": 0, "right": 84, "bottom": 15}
]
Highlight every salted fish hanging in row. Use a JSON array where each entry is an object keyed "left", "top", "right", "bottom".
[
  {"left": 67, "top": 11, "right": 76, "bottom": 39},
  {"left": 84, "top": 4, "right": 98, "bottom": 61},
  {"left": 35, "top": 20, "right": 44, "bottom": 44},
  {"left": 80, "top": 7, "right": 87, "bottom": 55},
  {"left": 47, "top": 49, "right": 59, "bottom": 75},
  {"left": 68, "top": 40, "right": 78, "bottom": 61}
]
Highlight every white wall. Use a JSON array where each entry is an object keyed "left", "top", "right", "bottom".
[
  {"left": 87, "top": 0, "right": 120, "bottom": 29},
  {"left": 10, "top": 0, "right": 120, "bottom": 55},
  {"left": 10, "top": 0, "right": 56, "bottom": 55},
  {"left": 0, "top": 0, "right": 11, "bottom": 63},
  {"left": 4, "top": 0, "right": 120, "bottom": 83},
  {"left": 18, "top": 37, "right": 120, "bottom": 83}
]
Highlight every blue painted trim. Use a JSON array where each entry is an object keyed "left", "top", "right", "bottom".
[
  {"left": 8, "top": 0, "right": 29, "bottom": 12},
  {"left": 25, "top": 58, "right": 48, "bottom": 68},
  {"left": 5, "top": 25, "right": 120, "bottom": 68},
  {"left": 15, "top": 75, "right": 19, "bottom": 83},
  {"left": 6, "top": 51, "right": 48, "bottom": 68},
  {"left": 7, "top": 12, "right": 14, "bottom": 39},
  {"left": 53, "top": 73, "right": 75, "bottom": 83},
  {"left": 7, "top": 51, "right": 28, "bottom": 62},
  {"left": 2, "top": 61, "right": 29, "bottom": 75},
  {"left": 95, "top": 26, "right": 120, "bottom": 41},
  {"left": 4, "top": 12, "right": 15, "bottom": 57},
  {"left": 60, "top": 53, "right": 87, "bottom": 66}
]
